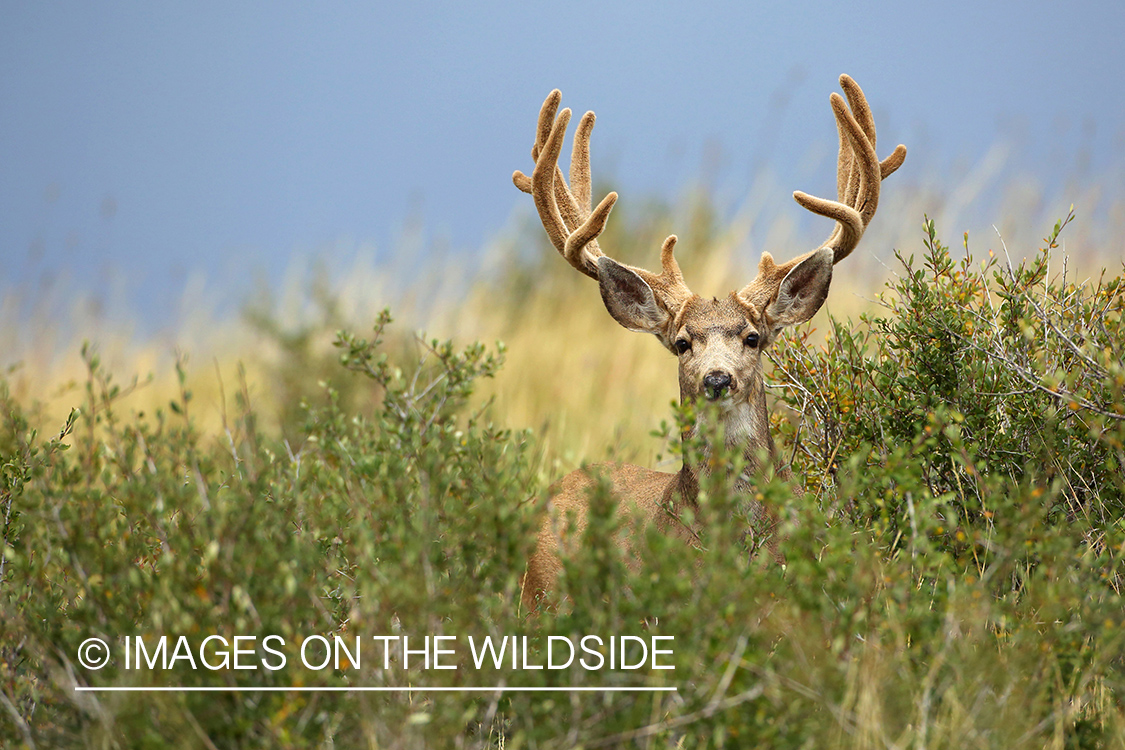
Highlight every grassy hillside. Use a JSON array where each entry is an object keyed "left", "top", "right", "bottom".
[{"left": 2, "top": 179, "right": 1125, "bottom": 746}]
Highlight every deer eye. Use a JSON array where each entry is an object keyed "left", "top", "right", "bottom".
[
  {"left": 744, "top": 332, "right": 760, "bottom": 348},
  {"left": 674, "top": 338, "right": 691, "bottom": 355}
]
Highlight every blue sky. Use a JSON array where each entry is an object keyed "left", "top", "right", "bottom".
[{"left": 2, "top": 1, "right": 1123, "bottom": 327}]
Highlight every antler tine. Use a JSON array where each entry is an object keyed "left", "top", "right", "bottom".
[
  {"left": 838, "top": 74, "right": 907, "bottom": 182},
  {"left": 532, "top": 89, "right": 560, "bottom": 162},
  {"left": 835, "top": 79, "right": 864, "bottom": 208},
  {"left": 835, "top": 89, "right": 880, "bottom": 249},
  {"left": 625, "top": 234, "right": 690, "bottom": 312},
  {"left": 571, "top": 111, "right": 594, "bottom": 214},
  {"left": 880, "top": 143, "right": 907, "bottom": 179},
  {"left": 532, "top": 106, "right": 578, "bottom": 261}
]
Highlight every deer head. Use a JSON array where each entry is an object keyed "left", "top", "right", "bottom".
[{"left": 513, "top": 76, "right": 905, "bottom": 446}]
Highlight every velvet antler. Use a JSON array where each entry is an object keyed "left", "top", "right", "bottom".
[
  {"left": 739, "top": 75, "right": 906, "bottom": 314},
  {"left": 513, "top": 91, "right": 694, "bottom": 316}
]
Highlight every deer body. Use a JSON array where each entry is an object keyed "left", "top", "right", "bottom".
[{"left": 514, "top": 76, "right": 906, "bottom": 608}]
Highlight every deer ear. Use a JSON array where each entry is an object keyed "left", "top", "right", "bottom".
[
  {"left": 765, "top": 247, "right": 833, "bottom": 329},
  {"left": 597, "top": 256, "right": 670, "bottom": 336}
]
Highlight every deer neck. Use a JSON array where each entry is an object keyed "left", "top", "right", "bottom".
[{"left": 674, "top": 372, "right": 782, "bottom": 504}]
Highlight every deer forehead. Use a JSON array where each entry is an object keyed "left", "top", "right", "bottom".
[{"left": 676, "top": 295, "right": 759, "bottom": 340}]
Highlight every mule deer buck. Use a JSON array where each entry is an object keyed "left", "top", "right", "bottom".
[{"left": 513, "top": 75, "right": 906, "bottom": 607}]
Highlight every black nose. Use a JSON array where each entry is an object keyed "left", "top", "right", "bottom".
[{"left": 702, "top": 371, "right": 732, "bottom": 399}]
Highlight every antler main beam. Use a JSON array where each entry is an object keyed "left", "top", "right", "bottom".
[
  {"left": 794, "top": 74, "right": 907, "bottom": 264},
  {"left": 513, "top": 90, "right": 693, "bottom": 315},
  {"left": 739, "top": 75, "right": 906, "bottom": 312},
  {"left": 512, "top": 90, "right": 617, "bottom": 279}
]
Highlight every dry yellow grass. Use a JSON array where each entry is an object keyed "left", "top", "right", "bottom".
[{"left": 4, "top": 163, "right": 1122, "bottom": 479}]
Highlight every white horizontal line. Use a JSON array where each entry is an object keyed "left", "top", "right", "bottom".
[{"left": 75, "top": 686, "right": 676, "bottom": 693}]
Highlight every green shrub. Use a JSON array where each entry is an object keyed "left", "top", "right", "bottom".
[
  {"left": 1, "top": 312, "right": 541, "bottom": 746},
  {"left": 2, "top": 217, "right": 1124, "bottom": 747},
  {"left": 765, "top": 211, "right": 1125, "bottom": 746}
]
